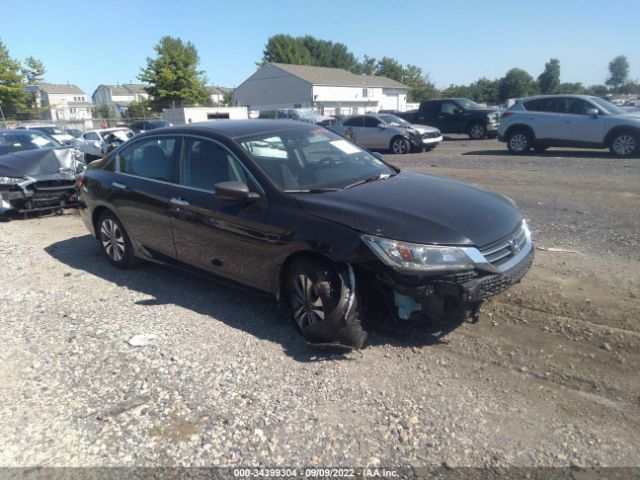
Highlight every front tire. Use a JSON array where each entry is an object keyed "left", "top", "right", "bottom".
[
  {"left": 609, "top": 131, "right": 638, "bottom": 157},
  {"left": 506, "top": 129, "right": 532, "bottom": 154},
  {"left": 468, "top": 122, "right": 487, "bottom": 140},
  {"left": 284, "top": 257, "right": 367, "bottom": 348},
  {"left": 97, "top": 211, "right": 138, "bottom": 269},
  {"left": 390, "top": 136, "right": 410, "bottom": 154}
]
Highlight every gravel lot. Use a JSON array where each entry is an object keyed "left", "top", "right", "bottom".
[{"left": 0, "top": 137, "right": 639, "bottom": 468}]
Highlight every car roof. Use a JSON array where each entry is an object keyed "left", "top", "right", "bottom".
[
  {"left": 177, "top": 119, "right": 316, "bottom": 138},
  {"left": 516, "top": 94, "right": 598, "bottom": 102}
]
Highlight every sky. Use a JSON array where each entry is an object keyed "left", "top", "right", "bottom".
[{"left": 1, "top": 0, "right": 639, "bottom": 97}]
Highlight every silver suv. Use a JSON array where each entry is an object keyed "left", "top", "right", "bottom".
[{"left": 498, "top": 95, "right": 640, "bottom": 157}]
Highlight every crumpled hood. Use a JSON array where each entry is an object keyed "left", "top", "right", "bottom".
[
  {"left": 408, "top": 124, "right": 440, "bottom": 134},
  {"left": 294, "top": 171, "right": 522, "bottom": 247},
  {"left": 0, "top": 147, "right": 83, "bottom": 178}
]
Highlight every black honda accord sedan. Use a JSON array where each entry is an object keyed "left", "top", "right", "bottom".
[{"left": 77, "top": 120, "right": 533, "bottom": 348}]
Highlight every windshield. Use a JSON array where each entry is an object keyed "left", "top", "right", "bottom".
[
  {"left": 0, "top": 132, "right": 62, "bottom": 151},
  {"left": 455, "top": 98, "right": 482, "bottom": 110},
  {"left": 378, "top": 114, "right": 411, "bottom": 126},
  {"left": 589, "top": 97, "right": 625, "bottom": 115},
  {"left": 238, "top": 127, "right": 394, "bottom": 191}
]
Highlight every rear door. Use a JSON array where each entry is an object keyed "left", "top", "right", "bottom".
[
  {"left": 111, "top": 135, "right": 181, "bottom": 259},
  {"left": 342, "top": 116, "right": 366, "bottom": 146},
  {"left": 169, "top": 136, "right": 273, "bottom": 290},
  {"left": 560, "top": 98, "right": 608, "bottom": 144},
  {"left": 359, "top": 115, "right": 387, "bottom": 149},
  {"left": 521, "top": 97, "right": 565, "bottom": 140}
]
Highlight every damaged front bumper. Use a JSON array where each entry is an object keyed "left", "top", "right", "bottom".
[{"left": 0, "top": 178, "right": 78, "bottom": 215}]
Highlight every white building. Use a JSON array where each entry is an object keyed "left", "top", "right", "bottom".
[
  {"left": 92, "top": 84, "right": 150, "bottom": 115},
  {"left": 234, "top": 63, "right": 409, "bottom": 116},
  {"left": 38, "top": 83, "right": 93, "bottom": 121}
]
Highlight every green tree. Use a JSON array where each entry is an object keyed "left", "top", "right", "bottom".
[
  {"left": 556, "top": 82, "right": 585, "bottom": 94},
  {"left": 139, "top": 36, "right": 210, "bottom": 109},
  {"left": 538, "top": 58, "right": 561, "bottom": 94},
  {"left": 222, "top": 90, "right": 234, "bottom": 106},
  {"left": 23, "top": 56, "right": 45, "bottom": 84},
  {"left": 261, "top": 34, "right": 311, "bottom": 65},
  {"left": 374, "top": 57, "right": 404, "bottom": 82},
  {"left": 125, "top": 100, "right": 158, "bottom": 119},
  {"left": 585, "top": 84, "right": 609, "bottom": 96},
  {"left": 606, "top": 55, "right": 630, "bottom": 91},
  {"left": 0, "top": 39, "right": 28, "bottom": 120},
  {"left": 357, "top": 55, "right": 377, "bottom": 76},
  {"left": 498, "top": 68, "right": 537, "bottom": 101},
  {"left": 93, "top": 104, "right": 116, "bottom": 123},
  {"left": 403, "top": 65, "right": 437, "bottom": 102}
]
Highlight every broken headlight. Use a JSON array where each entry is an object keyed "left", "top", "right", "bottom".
[
  {"left": 0, "top": 177, "right": 24, "bottom": 185},
  {"left": 362, "top": 234, "right": 483, "bottom": 273}
]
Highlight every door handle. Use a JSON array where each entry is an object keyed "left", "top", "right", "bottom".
[
  {"left": 112, "top": 182, "right": 127, "bottom": 189},
  {"left": 170, "top": 197, "right": 190, "bottom": 207}
]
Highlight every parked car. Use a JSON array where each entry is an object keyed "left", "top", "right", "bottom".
[
  {"left": 73, "top": 128, "right": 134, "bottom": 161},
  {"left": 376, "top": 113, "right": 443, "bottom": 151},
  {"left": 498, "top": 94, "right": 640, "bottom": 157},
  {"left": 277, "top": 108, "right": 330, "bottom": 124},
  {"left": 329, "top": 114, "right": 440, "bottom": 154},
  {"left": 77, "top": 120, "right": 533, "bottom": 348},
  {"left": 129, "top": 119, "right": 172, "bottom": 134},
  {"left": 65, "top": 128, "right": 83, "bottom": 138},
  {"left": 16, "top": 124, "right": 75, "bottom": 145},
  {"left": 396, "top": 98, "right": 501, "bottom": 139},
  {"left": 0, "top": 145, "right": 83, "bottom": 215},
  {"left": 0, "top": 130, "right": 63, "bottom": 156}
]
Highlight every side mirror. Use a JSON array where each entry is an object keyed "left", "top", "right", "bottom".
[
  {"left": 377, "top": 123, "right": 387, "bottom": 129},
  {"left": 214, "top": 181, "right": 260, "bottom": 202},
  {"left": 586, "top": 108, "right": 599, "bottom": 117}
]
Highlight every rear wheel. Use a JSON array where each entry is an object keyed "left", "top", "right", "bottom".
[
  {"left": 390, "top": 136, "right": 410, "bottom": 154},
  {"left": 97, "top": 211, "right": 138, "bottom": 269},
  {"left": 506, "top": 130, "right": 532, "bottom": 154},
  {"left": 468, "top": 122, "right": 487, "bottom": 140},
  {"left": 609, "top": 131, "right": 638, "bottom": 157}
]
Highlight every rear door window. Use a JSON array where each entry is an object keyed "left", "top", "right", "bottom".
[
  {"left": 118, "top": 136, "right": 180, "bottom": 182},
  {"left": 523, "top": 98, "right": 564, "bottom": 113}
]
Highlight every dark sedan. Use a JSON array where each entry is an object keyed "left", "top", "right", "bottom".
[{"left": 77, "top": 120, "right": 533, "bottom": 348}]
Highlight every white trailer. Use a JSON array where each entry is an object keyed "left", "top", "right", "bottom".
[{"left": 163, "top": 107, "right": 248, "bottom": 125}]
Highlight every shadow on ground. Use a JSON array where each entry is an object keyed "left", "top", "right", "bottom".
[
  {"left": 462, "top": 149, "right": 613, "bottom": 159},
  {"left": 45, "top": 234, "right": 463, "bottom": 361}
]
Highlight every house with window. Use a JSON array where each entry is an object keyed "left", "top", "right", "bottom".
[
  {"left": 92, "top": 84, "right": 150, "bottom": 115},
  {"left": 208, "top": 86, "right": 233, "bottom": 106},
  {"left": 38, "top": 83, "right": 93, "bottom": 121},
  {"left": 233, "top": 63, "right": 408, "bottom": 116}
]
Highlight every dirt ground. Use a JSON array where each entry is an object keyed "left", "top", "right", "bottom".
[{"left": 0, "top": 136, "right": 639, "bottom": 468}]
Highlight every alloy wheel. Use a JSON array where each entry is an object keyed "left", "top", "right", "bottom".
[
  {"left": 469, "top": 124, "right": 486, "bottom": 139},
  {"left": 612, "top": 134, "right": 636, "bottom": 156},
  {"left": 392, "top": 139, "right": 407, "bottom": 154},
  {"left": 509, "top": 133, "right": 529, "bottom": 152},
  {"left": 100, "top": 218, "right": 125, "bottom": 262},
  {"left": 290, "top": 274, "right": 325, "bottom": 329}
]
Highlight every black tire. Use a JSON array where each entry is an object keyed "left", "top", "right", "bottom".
[
  {"left": 468, "top": 122, "right": 487, "bottom": 140},
  {"left": 609, "top": 130, "right": 639, "bottom": 157},
  {"left": 97, "top": 211, "right": 138, "bottom": 269},
  {"left": 506, "top": 129, "right": 532, "bottom": 154},
  {"left": 533, "top": 145, "right": 549, "bottom": 153},
  {"left": 284, "top": 257, "right": 367, "bottom": 349},
  {"left": 390, "top": 136, "right": 410, "bottom": 154}
]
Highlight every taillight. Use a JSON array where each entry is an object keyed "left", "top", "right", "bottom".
[{"left": 501, "top": 112, "right": 513, "bottom": 120}]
